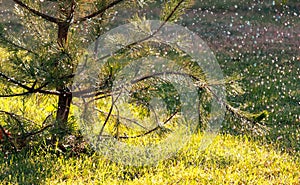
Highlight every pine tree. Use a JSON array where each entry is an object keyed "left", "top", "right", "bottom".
[{"left": 0, "top": 0, "right": 267, "bottom": 153}]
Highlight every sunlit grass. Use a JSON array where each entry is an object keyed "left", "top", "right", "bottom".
[{"left": 0, "top": 133, "right": 299, "bottom": 184}]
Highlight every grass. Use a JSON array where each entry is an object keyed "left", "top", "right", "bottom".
[
  {"left": 181, "top": 0, "right": 300, "bottom": 154},
  {"left": 1, "top": 134, "right": 299, "bottom": 184},
  {"left": 0, "top": 0, "right": 300, "bottom": 184}
]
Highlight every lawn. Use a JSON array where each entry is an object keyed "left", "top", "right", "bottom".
[
  {"left": 1, "top": 134, "right": 299, "bottom": 184},
  {"left": 0, "top": 0, "right": 300, "bottom": 184}
]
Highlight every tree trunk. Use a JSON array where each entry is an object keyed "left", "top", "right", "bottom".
[
  {"left": 54, "top": 20, "right": 72, "bottom": 137},
  {"left": 55, "top": 87, "right": 72, "bottom": 132}
]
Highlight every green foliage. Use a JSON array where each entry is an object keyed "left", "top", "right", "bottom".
[{"left": 160, "top": 0, "right": 194, "bottom": 22}]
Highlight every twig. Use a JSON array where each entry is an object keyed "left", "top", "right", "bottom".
[
  {"left": 22, "top": 124, "right": 54, "bottom": 140},
  {"left": 0, "top": 72, "right": 34, "bottom": 91},
  {"left": 98, "top": 88, "right": 123, "bottom": 137},
  {"left": 72, "top": 88, "right": 110, "bottom": 98}
]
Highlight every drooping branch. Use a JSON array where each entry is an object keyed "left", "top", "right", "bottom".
[
  {"left": 223, "top": 100, "right": 268, "bottom": 130},
  {"left": 130, "top": 71, "right": 200, "bottom": 84},
  {"left": 204, "top": 85, "right": 269, "bottom": 131},
  {"left": 95, "top": 108, "right": 148, "bottom": 130},
  {"left": 129, "top": 71, "right": 247, "bottom": 127},
  {"left": 118, "top": 111, "right": 178, "bottom": 139},
  {"left": 12, "top": 0, "right": 60, "bottom": 23},
  {"left": 74, "top": 0, "right": 125, "bottom": 23},
  {"left": 100, "top": 68, "right": 268, "bottom": 139}
]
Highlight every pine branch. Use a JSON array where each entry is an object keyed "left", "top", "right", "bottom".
[
  {"left": 125, "top": 0, "right": 186, "bottom": 48},
  {"left": 22, "top": 124, "right": 54, "bottom": 140},
  {"left": 204, "top": 86, "right": 269, "bottom": 131},
  {"left": 98, "top": 89, "right": 123, "bottom": 137},
  {"left": 95, "top": 108, "right": 148, "bottom": 130},
  {"left": 12, "top": 0, "right": 60, "bottom": 23},
  {"left": 118, "top": 111, "right": 178, "bottom": 139},
  {"left": 84, "top": 0, "right": 185, "bottom": 63},
  {"left": 74, "top": 0, "right": 125, "bottom": 23},
  {"left": 0, "top": 112, "right": 54, "bottom": 151},
  {"left": 130, "top": 71, "right": 200, "bottom": 84},
  {"left": 0, "top": 110, "right": 36, "bottom": 128},
  {"left": 0, "top": 35, "right": 37, "bottom": 55},
  {"left": 0, "top": 72, "right": 61, "bottom": 96},
  {"left": 0, "top": 71, "right": 33, "bottom": 90},
  {"left": 0, "top": 91, "right": 35, "bottom": 98}
]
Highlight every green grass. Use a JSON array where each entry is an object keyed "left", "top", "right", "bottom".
[
  {"left": 1, "top": 134, "right": 299, "bottom": 184},
  {"left": 182, "top": 0, "right": 300, "bottom": 155}
]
